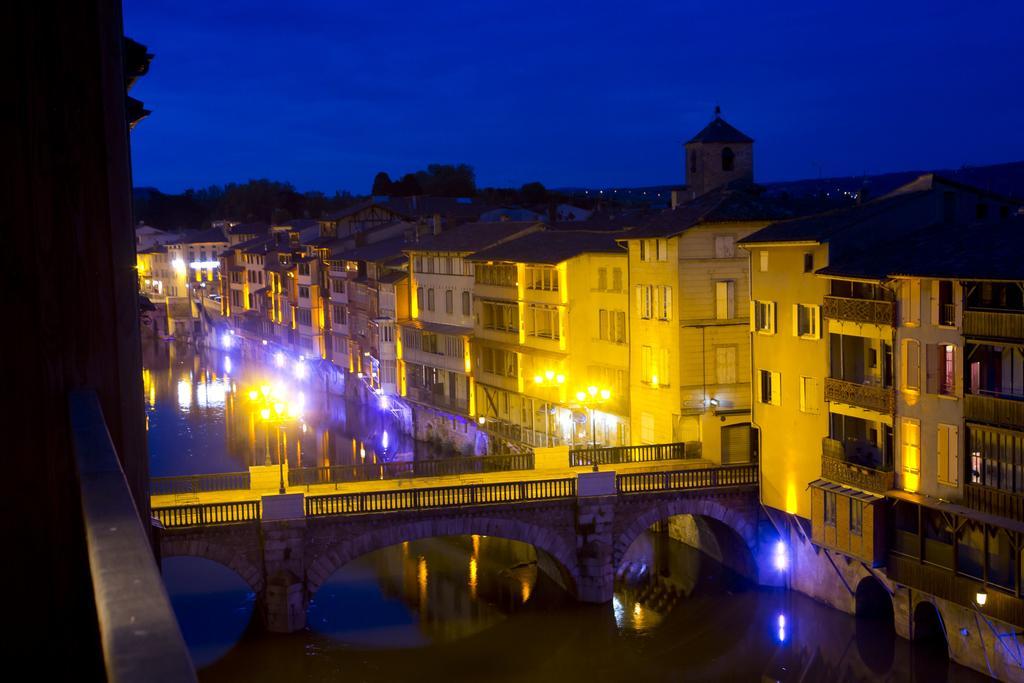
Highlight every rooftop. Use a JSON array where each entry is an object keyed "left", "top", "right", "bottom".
[
  {"left": 404, "top": 220, "right": 543, "bottom": 254},
  {"left": 324, "top": 196, "right": 494, "bottom": 222},
  {"left": 687, "top": 112, "right": 754, "bottom": 145},
  {"left": 467, "top": 230, "right": 625, "bottom": 265},
  {"left": 626, "top": 184, "right": 794, "bottom": 239}
]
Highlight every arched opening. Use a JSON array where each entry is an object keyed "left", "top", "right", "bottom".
[
  {"left": 308, "top": 534, "right": 573, "bottom": 648},
  {"left": 854, "top": 576, "right": 894, "bottom": 673},
  {"left": 722, "top": 146, "right": 735, "bottom": 171},
  {"left": 913, "top": 601, "right": 949, "bottom": 654},
  {"left": 614, "top": 512, "right": 756, "bottom": 632},
  {"left": 161, "top": 556, "right": 257, "bottom": 668},
  {"left": 689, "top": 150, "right": 697, "bottom": 174}
]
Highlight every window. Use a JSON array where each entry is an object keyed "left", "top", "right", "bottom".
[
  {"left": 475, "top": 263, "right": 516, "bottom": 286},
  {"left": 331, "top": 279, "right": 345, "bottom": 295},
  {"left": 331, "top": 304, "right": 346, "bottom": 324},
  {"left": 641, "top": 346, "right": 669, "bottom": 386},
  {"left": 417, "top": 286, "right": 424, "bottom": 311},
  {"left": 689, "top": 151, "right": 697, "bottom": 174},
  {"left": 526, "top": 265, "right": 558, "bottom": 291},
  {"left": 793, "top": 304, "right": 820, "bottom": 338},
  {"left": 445, "top": 290, "right": 453, "bottom": 314},
  {"left": 902, "top": 280, "right": 921, "bottom": 325},
  {"left": 462, "top": 291, "right": 471, "bottom": 315},
  {"left": 934, "top": 280, "right": 955, "bottom": 326},
  {"left": 636, "top": 285, "right": 654, "bottom": 320},
  {"left": 752, "top": 300, "right": 776, "bottom": 334},
  {"left": 298, "top": 285, "right": 310, "bottom": 299},
  {"left": 803, "top": 253, "right": 814, "bottom": 273},
  {"left": 597, "top": 268, "right": 607, "bottom": 291},
  {"left": 295, "top": 308, "right": 312, "bottom": 326},
  {"left": 824, "top": 491, "right": 836, "bottom": 527},
  {"left": 902, "top": 339, "right": 921, "bottom": 391},
  {"left": 850, "top": 499, "right": 863, "bottom": 536},
  {"left": 657, "top": 286, "right": 672, "bottom": 321},
  {"left": 759, "top": 251, "right": 769, "bottom": 272},
  {"left": 479, "top": 346, "right": 517, "bottom": 378},
  {"left": 612, "top": 267, "right": 623, "bottom": 291},
  {"left": 716, "top": 347, "right": 737, "bottom": 384},
  {"left": 800, "top": 376, "right": 819, "bottom": 414},
  {"left": 715, "top": 281, "right": 735, "bottom": 319},
  {"left": 298, "top": 262, "right": 310, "bottom": 276},
  {"left": 721, "top": 147, "right": 735, "bottom": 171},
  {"left": 901, "top": 418, "right": 921, "bottom": 484},
  {"left": 758, "top": 369, "right": 781, "bottom": 406},
  {"left": 481, "top": 301, "right": 518, "bottom": 333},
  {"left": 525, "top": 305, "right": 560, "bottom": 339},
  {"left": 598, "top": 310, "right": 626, "bottom": 343},
  {"left": 639, "top": 239, "right": 668, "bottom": 262},
  {"left": 427, "top": 289, "right": 435, "bottom": 312},
  {"left": 937, "top": 423, "right": 959, "bottom": 486},
  {"left": 714, "top": 235, "right": 735, "bottom": 258},
  {"left": 969, "top": 427, "right": 1024, "bottom": 492},
  {"left": 926, "top": 343, "right": 956, "bottom": 396}
]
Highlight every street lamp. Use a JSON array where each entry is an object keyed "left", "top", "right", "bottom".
[
  {"left": 576, "top": 386, "right": 612, "bottom": 471},
  {"left": 531, "top": 369, "right": 566, "bottom": 447},
  {"left": 250, "top": 384, "right": 297, "bottom": 494}
]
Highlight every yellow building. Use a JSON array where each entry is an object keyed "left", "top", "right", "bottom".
[{"left": 467, "top": 230, "right": 630, "bottom": 449}]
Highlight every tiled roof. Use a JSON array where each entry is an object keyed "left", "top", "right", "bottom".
[
  {"left": 228, "top": 222, "right": 269, "bottom": 235},
  {"left": 174, "top": 226, "right": 227, "bottom": 244},
  {"left": 398, "top": 318, "right": 472, "bottom": 336},
  {"left": 687, "top": 115, "right": 753, "bottom": 144},
  {"left": 324, "top": 196, "right": 494, "bottom": 222},
  {"left": 467, "top": 230, "right": 625, "bottom": 265},
  {"left": 626, "top": 186, "right": 794, "bottom": 239},
  {"left": 335, "top": 235, "right": 411, "bottom": 263},
  {"left": 404, "top": 221, "right": 543, "bottom": 254}
]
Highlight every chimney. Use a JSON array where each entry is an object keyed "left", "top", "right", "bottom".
[
  {"left": 432, "top": 212, "right": 442, "bottom": 235},
  {"left": 671, "top": 190, "right": 681, "bottom": 210}
]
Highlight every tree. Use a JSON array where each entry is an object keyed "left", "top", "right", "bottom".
[
  {"left": 415, "top": 163, "right": 476, "bottom": 196},
  {"left": 520, "top": 181, "right": 548, "bottom": 205},
  {"left": 371, "top": 171, "right": 393, "bottom": 196}
]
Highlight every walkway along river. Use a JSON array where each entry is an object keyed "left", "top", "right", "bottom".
[{"left": 146, "top": 341, "right": 987, "bottom": 681}]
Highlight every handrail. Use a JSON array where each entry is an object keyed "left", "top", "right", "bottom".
[
  {"left": 289, "top": 452, "right": 534, "bottom": 487},
  {"left": 69, "top": 390, "right": 196, "bottom": 682},
  {"left": 153, "top": 501, "right": 262, "bottom": 529},
  {"left": 306, "top": 477, "right": 576, "bottom": 516},
  {"left": 616, "top": 464, "right": 758, "bottom": 494},
  {"left": 569, "top": 442, "right": 697, "bottom": 468},
  {"left": 151, "top": 471, "right": 251, "bottom": 496}
]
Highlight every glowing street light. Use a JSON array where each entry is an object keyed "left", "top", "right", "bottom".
[
  {"left": 274, "top": 352, "right": 286, "bottom": 368},
  {"left": 976, "top": 590, "right": 988, "bottom": 607},
  {"left": 293, "top": 359, "right": 308, "bottom": 380},
  {"left": 576, "top": 386, "right": 613, "bottom": 470}
]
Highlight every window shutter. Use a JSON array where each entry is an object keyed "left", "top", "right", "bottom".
[
  {"left": 930, "top": 280, "right": 940, "bottom": 325},
  {"left": 937, "top": 424, "right": 949, "bottom": 484},
  {"left": 749, "top": 301, "right": 756, "bottom": 331},
  {"left": 755, "top": 370, "right": 763, "bottom": 402},
  {"left": 949, "top": 425, "right": 959, "bottom": 486},
  {"left": 770, "top": 302, "right": 777, "bottom": 334},
  {"left": 792, "top": 304, "right": 800, "bottom": 337},
  {"left": 635, "top": 285, "right": 642, "bottom": 316},
  {"left": 771, "top": 371, "right": 782, "bottom": 406},
  {"left": 664, "top": 286, "right": 672, "bottom": 319},
  {"left": 599, "top": 309, "right": 608, "bottom": 340},
  {"left": 813, "top": 306, "right": 822, "bottom": 339}
]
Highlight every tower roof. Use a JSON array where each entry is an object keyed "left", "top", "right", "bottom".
[{"left": 687, "top": 108, "right": 753, "bottom": 144}]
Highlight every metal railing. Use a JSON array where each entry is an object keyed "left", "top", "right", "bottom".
[
  {"left": 306, "top": 477, "right": 576, "bottom": 516},
  {"left": 824, "top": 377, "right": 895, "bottom": 414},
  {"left": 405, "top": 385, "right": 470, "bottom": 414},
  {"left": 822, "top": 296, "right": 896, "bottom": 326},
  {"left": 616, "top": 464, "right": 758, "bottom": 494},
  {"left": 821, "top": 449, "right": 894, "bottom": 494},
  {"left": 151, "top": 471, "right": 251, "bottom": 496},
  {"left": 569, "top": 442, "right": 698, "bottom": 468},
  {"left": 153, "top": 501, "right": 262, "bottom": 528},
  {"left": 70, "top": 390, "right": 196, "bottom": 681},
  {"left": 289, "top": 453, "right": 535, "bottom": 487}
]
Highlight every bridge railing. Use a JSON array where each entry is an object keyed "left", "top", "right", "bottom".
[
  {"left": 289, "top": 452, "right": 535, "bottom": 488},
  {"left": 151, "top": 471, "right": 251, "bottom": 496},
  {"left": 569, "top": 442, "right": 699, "bottom": 468},
  {"left": 616, "top": 463, "right": 758, "bottom": 494},
  {"left": 306, "top": 477, "right": 576, "bottom": 516},
  {"left": 153, "top": 500, "right": 262, "bottom": 528}
]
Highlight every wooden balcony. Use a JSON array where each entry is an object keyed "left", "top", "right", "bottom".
[
  {"left": 821, "top": 442, "right": 894, "bottom": 494},
  {"left": 824, "top": 377, "right": 895, "bottom": 414},
  {"left": 963, "top": 309, "right": 1024, "bottom": 340},
  {"left": 963, "top": 483, "right": 1024, "bottom": 523},
  {"left": 823, "top": 296, "right": 896, "bottom": 327},
  {"left": 965, "top": 393, "right": 1024, "bottom": 429}
]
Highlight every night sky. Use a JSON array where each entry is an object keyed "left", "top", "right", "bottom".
[{"left": 125, "top": 1, "right": 1024, "bottom": 195}]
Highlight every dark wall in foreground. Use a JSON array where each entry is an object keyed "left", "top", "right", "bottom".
[{"left": 6, "top": 0, "right": 148, "bottom": 675}]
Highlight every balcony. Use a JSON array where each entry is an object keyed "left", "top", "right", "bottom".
[
  {"left": 963, "top": 483, "right": 1024, "bottom": 523},
  {"left": 821, "top": 438, "right": 894, "bottom": 493},
  {"left": 405, "top": 385, "right": 470, "bottom": 415},
  {"left": 963, "top": 310, "right": 1024, "bottom": 340},
  {"left": 823, "top": 296, "right": 896, "bottom": 327},
  {"left": 965, "top": 393, "right": 1024, "bottom": 429},
  {"left": 824, "top": 377, "right": 895, "bottom": 414}
]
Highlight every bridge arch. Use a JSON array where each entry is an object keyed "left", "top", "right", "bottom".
[
  {"left": 306, "top": 516, "right": 578, "bottom": 597},
  {"left": 161, "top": 536, "right": 265, "bottom": 593},
  {"left": 613, "top": 497, "right": 758, "bottom": 577}
]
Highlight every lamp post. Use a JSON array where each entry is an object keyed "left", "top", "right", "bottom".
[
  {"left": 575, "top": 386, "right": 612, "bottom": 471},
  {"left": 531, "top": 369, "right": 565, "bottom": 446},
  {"left": 249, "top": 383, "right": 298, "bottom": 494}
]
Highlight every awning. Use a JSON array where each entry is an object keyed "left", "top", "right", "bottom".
[{"left": 808, "top": 478, "right": 884, "bottom": 502}]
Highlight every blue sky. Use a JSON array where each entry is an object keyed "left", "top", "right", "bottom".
[{"left": 125, "top": 0, "right": 1024, "bottom": 194}]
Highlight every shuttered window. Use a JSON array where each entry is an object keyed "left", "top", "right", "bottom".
[{"left": 938, "top": 423, "right": 959, "bottom": 486}]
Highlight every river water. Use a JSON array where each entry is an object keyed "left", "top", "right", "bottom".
[{"left": 146, "top": 341, "right": 988, "bottom": 682}]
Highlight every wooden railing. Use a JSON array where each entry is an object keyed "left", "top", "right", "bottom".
[
  {"left": 821, "top": 449, "right": 894, "bottom": 494},
  {"left": 306, "top": 477, "right": 576, "bottom": 516},
  {"left": 569, "top": 442, "right": 699, "bottom": 468},
  {"left": 616, "top": 464, "right": 758, "bottom": 494},
  {"left": 289, "top": 453, "right": 535, "bottom": 487},
  {"left": 151, "top": 471, "right": 251, "bottom": 496},
  {"left": 153, "top": 501, "right": 261, "bottom": 528},
  {"left": 963, "top": 309, "right": 1024, "bottom": 340},
  {"left": 965, "top": 393, "right": 1024, "bottom": 428},
  {"left": 824, "top": 377, "right": 895, "bottom": 414},
  {"left": 963, "top": 483, "right": 1024, "bottom": 523},
  {"left": 822, "top": 296, "right": 896, "bottom": 326}
]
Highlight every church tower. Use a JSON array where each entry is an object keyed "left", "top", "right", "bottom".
[{"left": 684, "top": 106, "right": 754, "bottom": 198}]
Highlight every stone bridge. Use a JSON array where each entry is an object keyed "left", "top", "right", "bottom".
[{"left": 157, "top": 465, "right": 770, "bottom": 632}]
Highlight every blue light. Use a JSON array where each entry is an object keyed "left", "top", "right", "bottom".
[
  {"left": 776, "top": 613, "right": 788, "bottom": 643},
  {"left": 224, "top": 356, "right": 232, "bottom": 374},
  {"left": 221, "top": 332, "right": 232, "bottom": 349},
  {"left": 378, "top": 394, "right": 389, "bottom": 410},
  {"left": 382, "top": 430, "right": 389, "bottom": 450},
  {"left": 773, "top": 540, "right": 789, "bottom": 571}
]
